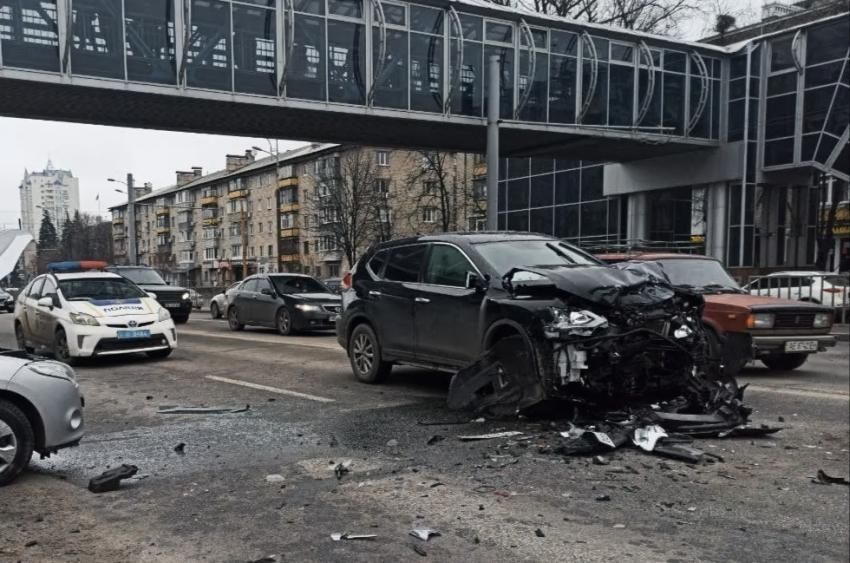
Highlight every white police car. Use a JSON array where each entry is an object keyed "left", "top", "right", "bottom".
[{"left": 13, "top": 262, "right": 177, "bottom": 364}]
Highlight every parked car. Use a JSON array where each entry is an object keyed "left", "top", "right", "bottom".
[
  {"left": 744, "top": 271, "right": 849, "bottom": 309},
  {"left": 336, "top": 233, "right": 715, "bottom": 414},
  {"left": 0, "top": 349, "right": 84, "bottom": 486},
  {"left": 188, "top": 288, "right": 203, "bottom": 310},
  {"left": 106, "top": 266, "right": 193, "bottom": 323},
  {"left": 227, "top": 274, "right": 341, "bottom": 335},
  {"left": 14, "top": 267, "right": 177, "bottom": 364},
  {"left": 323, "top": 278, "right": 343, "bottom": 294},
  {"left": 210, "top": 282, "right": 241, "bottom": 319},
  {"left": 0, "top": 288, "right": 14, "bottom": 312},
  {"left": 597, "top": 254, "right": 836, "bottom": 372}
]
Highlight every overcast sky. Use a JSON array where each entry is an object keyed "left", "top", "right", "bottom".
[{"left": 0, "top": 1, "right": 760, "bottom": 230}]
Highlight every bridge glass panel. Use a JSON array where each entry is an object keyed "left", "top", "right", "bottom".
[
  {"left": 548, "top": 30, "right": 577, "bottom": 124},
  {"left": 0, "top": 0, "right": 61, "bottom": 72},
  {"left": 232, "top": 1, "right": 276, "bottom": 96},
  {"left": 409, "top": 4, "right": 442, "bottom": 113},
  {"left": 288, "top": 12, "right": 326, "bottom": 101},
  {"left": 483, "top": 20, "right": 514, "bottom": 120},
  {"left": 327, "top": 18, "right": 365, "bottom": 104},
  {"left": 186, "top": 0, "right": 232, "bottom": 91},
  {"left": 124, "top": 0, "right": 176, "bottom": 85},
  {"left": 517, "top": 27, "right": 546, "bottom": 122},
  {"left": 608, "top": 42, "right": 634, "bottom": 127},
  {"left": 662, "top": 49, "right": 685, "bottom": 136},
  {"left": 581, "top": 36, "right": 607, "bottom": 125},
  {"left": 70, "top": 0, "right": 125, "bottom": 79},
  {"left": 372, "top": 1, "right": 408, "bottom": 109},
  {"left": 451, "top": 13, "right": 482, "bottom": 117},
  {"left": 637, "top": 48, "right": 661, "bottom": 129}
]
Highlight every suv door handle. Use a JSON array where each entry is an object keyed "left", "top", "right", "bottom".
[
  {"left": 368, "top": 290, "right": 382, "bottom": 297},
  {"left": 415, "top": 297, "right": 431, "bottom": 304}
]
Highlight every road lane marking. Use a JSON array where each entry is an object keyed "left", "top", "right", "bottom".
[
  {"left": 747, "top": 384, "right": 849, "bottom": 401},
  {"left": 205, "top": 375, "right": 336, "bottom": 403},
  {"left": 178, "top": 328, "right": 342, "bottom": 351}
]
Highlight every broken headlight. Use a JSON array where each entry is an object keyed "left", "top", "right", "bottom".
[{"left": 545, "top": 308, "right": 608, "bottom": 339}]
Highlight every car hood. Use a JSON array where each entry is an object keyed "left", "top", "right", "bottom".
[
  {"left": 503, "top": 262, "right": 676, "bottom": 308},
  {"left": 0, "top": 353, "right": 31, "bottom": 386},
  {"left": 135, "top": 284, "right": 188, "bottom": 294},
  {"left": 69, "top": 296, "right": 161, "bottom": 318},
  {"left": 703, "top": 293, "right": 832, "bottom": 312},
  {"left": 290, "top": 293, "right": 342, "bottom": 302}
]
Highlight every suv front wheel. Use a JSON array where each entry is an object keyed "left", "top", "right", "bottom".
[{"left": 348, "top": 324, "right": 391, "bottom": 383}]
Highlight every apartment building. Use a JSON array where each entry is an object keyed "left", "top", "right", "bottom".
[
  {"left": 19, "top": 160, "right": 80, "bottom": 239},
  {"left": 111, "top": 145, "right": 486, "bottom": 287}
]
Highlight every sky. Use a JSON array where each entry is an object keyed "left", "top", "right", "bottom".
[{"left": 0, "top": 0, "right": 761, "bottom": 230}]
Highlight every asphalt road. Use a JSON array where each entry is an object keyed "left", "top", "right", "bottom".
[{"left": 1, "top": 314, "right": 848, "bottom": 563}]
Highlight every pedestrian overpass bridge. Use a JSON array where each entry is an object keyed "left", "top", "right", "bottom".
[{"left": 0, "top": 0, "right": 726, "bottom": 159}]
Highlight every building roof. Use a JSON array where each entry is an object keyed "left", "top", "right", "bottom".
[{"left": 110, "top": 142, "right": 339, "bottom": 211}]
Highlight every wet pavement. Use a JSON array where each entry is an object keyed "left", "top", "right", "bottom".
[{"left": 1, "top": 314, "right": 848, "bottom": 562}]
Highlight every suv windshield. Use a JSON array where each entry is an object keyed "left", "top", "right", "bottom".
[
  {"left": 655, "top": 259, "right": 741, "bottom": 292},
  {"left": 474, "top": 240, "right": 598, "bottom": 276},
  {"left": 271, "top": 276, "right": 328, "bottom": 294},
  {"left": 114, "top": 268, "right": 168, "bottom": 285},
  {"left": 59, "top": 278, "right": 147, "bottom": 300}
]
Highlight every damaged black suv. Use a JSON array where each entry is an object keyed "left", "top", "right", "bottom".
[{"left": 337, "top": 233, "right": 716, "bottom": 415}]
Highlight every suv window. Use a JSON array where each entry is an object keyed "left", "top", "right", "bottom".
[
  {"left": 368, "top": 250, "right": 390, "bottom": 278},
  {"left": 385, "top": 245, "right": 427, "bottom": 283},
  {"left": 28, "top": 277, "right": 45, "bottom": 299},
  {"left": 425, "top": 245, "right": 475, "bottom": 287}
]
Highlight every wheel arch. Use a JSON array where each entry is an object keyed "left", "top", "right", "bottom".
[
  {"left": 345, "top": 313, "right": 376, "bottom": 350},
  {"left": 483, "top": 319, "right": 533, "bottom": 351},
  {"left": 0, "top": 391, "right": 46, "bottom": 450}
]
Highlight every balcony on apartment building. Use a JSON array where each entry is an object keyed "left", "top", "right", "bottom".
[
  {"left": 113, "top": 216, "right": 124, "bottom": 225},
  {"left": 155, "top": 206, "right": 170, "bottom": 216},
  {"left": 175, "top": 239, "right": 195, "bottom": 250},
  {"left": 202, "top": 215, "right": 221, "bottom": 226},
  {"left": 279, "top": 227, "right": 300, "bottom": 238},
  {"left": 156, "top": 224, "right": 171, "bottom": 235},
  {"left": 473, "top": 161, "right": 487, "bottom": 179},
  {"left": 200, "top": 194, "right": 219, "bottom": 206},
  {"left": 228, "top": 188, "right": 249, "bottom": 200}
]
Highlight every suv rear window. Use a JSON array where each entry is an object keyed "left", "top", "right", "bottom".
[{"left": 385, "top": 245, "right": 427, "bottom": 282}]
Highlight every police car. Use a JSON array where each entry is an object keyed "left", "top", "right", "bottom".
[{"left": 13, "top": 261, "right": 177, "bottom": 364}]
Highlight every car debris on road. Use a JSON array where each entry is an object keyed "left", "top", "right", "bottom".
[
  {"left": 157, "top": 405, "right": 251, "bottom": 415},
  {"left": 87, "top": 464, "right": 139, "bottom": 493},
  {"left": 409, "top": 528, "right": 441, "bottom": 541},
  {"left": 330, "top": 533, "right": 377, "bottom": 541}
]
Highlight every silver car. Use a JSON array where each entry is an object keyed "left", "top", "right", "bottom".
[
  {"left": 0, "top": 350, "right": 84, "bottom": 486},
  {"left": 210, "top": 282, "right": 241, "bottom": 319}
]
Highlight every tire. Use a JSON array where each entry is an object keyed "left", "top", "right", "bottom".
[
  {"left": 761, "top": 353, "right": 809, "bottom": 371},
  {"left": 348, "top": 324, "right": 391, "bottom": 383},
  {"left": 14, "top": 323, "right": 32, "bottom": 354},
  {"left": 0, "top": 399, "right": 36, "bottom": 487},
  {"left": 53, "top": 328, "right": 78, "bottom": 366},
  {"left": 146, "top": 348, "right": 173, "bottom": 359},
  {"left": 228, "top": 307, "right": 244, "bottom": 331},
  {"left": 210, "top": 302, "right": 220, "bottom": 319},
  {"left": 276, "top": 308, "right": 294, "bottom": 336}
]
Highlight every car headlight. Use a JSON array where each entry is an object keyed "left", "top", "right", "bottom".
[
  {"left": 28, "top": 360, "right": 76, "bottom": 382},
  {"left": 747, "top": 313, "right": 775, "bottom": 329},
  {"left": 294, "top": 303, "right": 321, "bottom": 312},
  {"left": 158, "top": 307, "right": 172, "bottom": 321},
  {"left": 69, "top": 312, "right": 100, "bottom": 326},
  {"left": 181, "top": 292, "right": 190, "bottom": 300},
  {"left": 813, "top": 312, "right": 833, "bottom": 328}
]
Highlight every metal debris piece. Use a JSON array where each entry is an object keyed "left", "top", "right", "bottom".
[
  {"left": 248, "top": 556, "right": 278, "bottom": 563},
  {"left": 427, "top": 435, "right": 446, "bottom": 445},
  {"left": 457, "top": 431, "right": 523, "bottom": 441},
  {"left": 88, "top": 465, "right": 139, "bottom": 493},
  {"left": 173, "top": 442, "right": 186, "bottom": 455},
  {"left": 653, "top": 444, "right": 705, "bottom": 464},
  {"left": 534, "top": 528, "right": 546, "bottom": 537},
  {"left": 410, "top": 528, "right": 441, "bottom": 541},
  {"left": 632, "top": 425, "right": 668, "bottom": 452},
  {"left": 330, "top": 533, "right": 377, "bottom": 541},
  {"left": 813, "top": 470, "right": 850, "bottom": 486},
  {"left": 595, "top": 494, "right": 611, "bottom": 502},
  {"left": 157, "top": 405, "right": 250, "bottom": 415},
  {"left": 334, "top": 461, "right": 352, "bottom": 480},
  {"left": 592, "top": 455, "right": 610, "bottom": 466},
  {"left": 717, "top": 425, "right": 783, "bottom": 438}
]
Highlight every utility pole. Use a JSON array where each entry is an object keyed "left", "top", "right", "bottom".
[
  {"left": 127, "top": 173, "right": 137, "bottom": 266},
  {"left": 241, "top": 197, "right": 248, "bottom": 280},
  {"left": 486, "top": 55, "right": 500, "bottom": 231}
]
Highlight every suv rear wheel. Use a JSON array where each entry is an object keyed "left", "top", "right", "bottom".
[
  {"left": 761, "top": 353, "right": 809, "bottom": 371},
  {"left": 0, "top": 399, "right": 35, "bottom": 487},
  {"left": 348, "top": 324, "right": 391, "bottom": 383}
]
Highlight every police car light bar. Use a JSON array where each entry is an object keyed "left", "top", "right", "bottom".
[{"left": 47, "top": 260, "right": 109, "bottom": 273}]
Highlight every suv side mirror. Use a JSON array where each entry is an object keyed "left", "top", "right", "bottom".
[
  {"left": 37, "top": 296, "right": 54, "bottom": 309},
  {"left": 465, "top": 272, "right": 487, "bottom": 292}
]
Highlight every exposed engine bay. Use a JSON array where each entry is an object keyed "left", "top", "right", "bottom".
[{"left": 447, "top": 261, "right": 764, "bottom": 447}]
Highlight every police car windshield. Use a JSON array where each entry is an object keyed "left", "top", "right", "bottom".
[
  {"left": 59, "top": 278, "right": 147, "bottom": 301},
  {"left": 115, "top": 268, "right": 167, "bottom": 285}
]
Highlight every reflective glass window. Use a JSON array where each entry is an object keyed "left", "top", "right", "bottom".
[
  {"left": 452, "top": 38, "right": 482, "bottom": 116},
  {"left": 379, "top": 3, "right": 405, "bottom": 26},
  {"left": 581, "top": 60, "right": 607, "bottom": 125},
  {"left": 372, "top": 27, "right": 408, "bottom": 109},
  {"left": 805, "top": 60, "right": 844, "bottom": 89},
  {"left": 530, "top": 157, "right": 553, "bottom": 175},
  {"left": 328, "top": 0, "right": 362, "bottom": 18},
  {"left": 806, "top": 19, "right": 849, "bottom": 65},
  {"left": 581, "top": 166, "right": 603, "bottom": 201},
  {"left": 530, "top": 207, "right": 553, "bottom": 234},
  {"left": 507, "top": 178, "right": 529, "bottom": 210},
  {"left": 517, "top": 50, "right": 547, "bottom": 122},
  {"left": 507, "top": 210, "right": 529, "bottom": 231},
  {"left": 825, "top": 86, "right": 848, "bottom": 137},
  {"left": 294, "top": 0, "right": 323, "bottom": 15},
  {"left": 637, "top": 67, "right": 661, "bottom": 128},
  {"left": 328, "top": 20, "right": 365, "bottom": 105},
  {"left": 386, "top": 244, "right": 426, "bottom": 282},
  {"left": 410, "top": 5, "right": 441, "bottom": 34},
  {"left": 581, "top": 201, "right": 607, "bottom": 236},
  {"left": 554, "top": 205, "right": 579, "bottom": 238},
  {"left": 70, "top": 0, "right": 124, "bottom": 79},
  {"left": 803, "top": 85, "right": 833, "bottom": 133},
  {"left": 530, "top": 174, "right": 554, "bottom": 208},
  {"left": 689, "top": 76, "right": 710, "bottom": 138},
  {"left": 765, "top": 93, "right": 796, "bottom": 139},
  {"left": 186, "top": 0, "right": 232, "bottom": 91},
  {"left": 0, "top": 0, "right": 60, "bottom": 72},
  {"left": 507, "top": 157, "right": 529, "bottom": 178},
  {"left": 555, "top": 169, "right": 579, "bottom": 204},
  {"left": 458, "top": 14, "right": 481, "bottom": 41},
  {"left": 288, "top": 14, "right": 326, "bottom": 101},
  {"left": 608, "top": 63, "right": 634, "bottom": 126},
  {"left": 663, "top": 50, "right": 685, "bottom": 73},
  {"left": 768, "top": 72, "right": 797, "bottom": 95},
  {"left": 410, "top": 32, "right": 442, "bottom": 113},
  {"left": 549, "top": 55, "right": 576, "bottom": 123},
  {"left": 764, "top": 138, "right": 794, "bottom": 167},
  {"left": 610, "top": 43, "right": 633, "bottom": 63},
  {"left": 770, "top": 36, "right": 794, "bottom": 72},
  {"left": 485, "top": 21, "right": 511, "bottom": 43},
  {"left": 662, "top": 72, "right": 685, "bottom": 135},
  {"left": 233, "top": 3, "right": 277, "bottom": 96},
  {"left": 125, "top": 0, "right": 176, "bottom": 84},
  {"left": 549, "top": 30, "right": 576, "bottom": 56},
  {"left": 424, "top": 245, "right": 474, "bottom": 287},
  {"left": 816, "top": 133, "right": 839, "bottom": 164}
]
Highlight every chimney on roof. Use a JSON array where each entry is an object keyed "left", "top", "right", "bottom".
[
  {"left": 226, "top": 150, "right": 256, "bottom": 171},
  {"left": 176, "top": 170, "right": 195, "bottom": 186},
  {"left": 192, "top": 166, "right": 203, "bottom": 177},
  {"left": 141, "top": 182, "right": 154, "bottom": 195}
]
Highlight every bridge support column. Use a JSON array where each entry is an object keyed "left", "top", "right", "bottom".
[{"left": 486, "top": 55, "right": 500, "bottom": 231}]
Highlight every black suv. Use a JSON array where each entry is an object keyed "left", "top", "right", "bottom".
[
  {"left": 107, "top": 266, "right": 193, "bottom": 323},
  {"left": 227, "top": 274, "right": 342, "bottom": 335},
  {"left": 337, "top": 233, "right": 710, "bottom": 414}
]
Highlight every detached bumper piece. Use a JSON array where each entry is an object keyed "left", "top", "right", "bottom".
[{"left": 88, "top": 464, "right": 139, "bottom": 493}]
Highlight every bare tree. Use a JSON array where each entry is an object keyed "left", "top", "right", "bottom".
[
  {"left": 305, "top": 149, "right": 389, "bottom": 266},
  {"left": 513, "top": 0, "right": 698, "bottom": 35}
]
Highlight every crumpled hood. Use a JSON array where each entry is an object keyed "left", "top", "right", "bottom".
[
  {"left": 504, "top": 262, "right": 676, "bottom": 308},
  {"left": 70, "top": 297, "right": 160, "bottom": 318}
]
